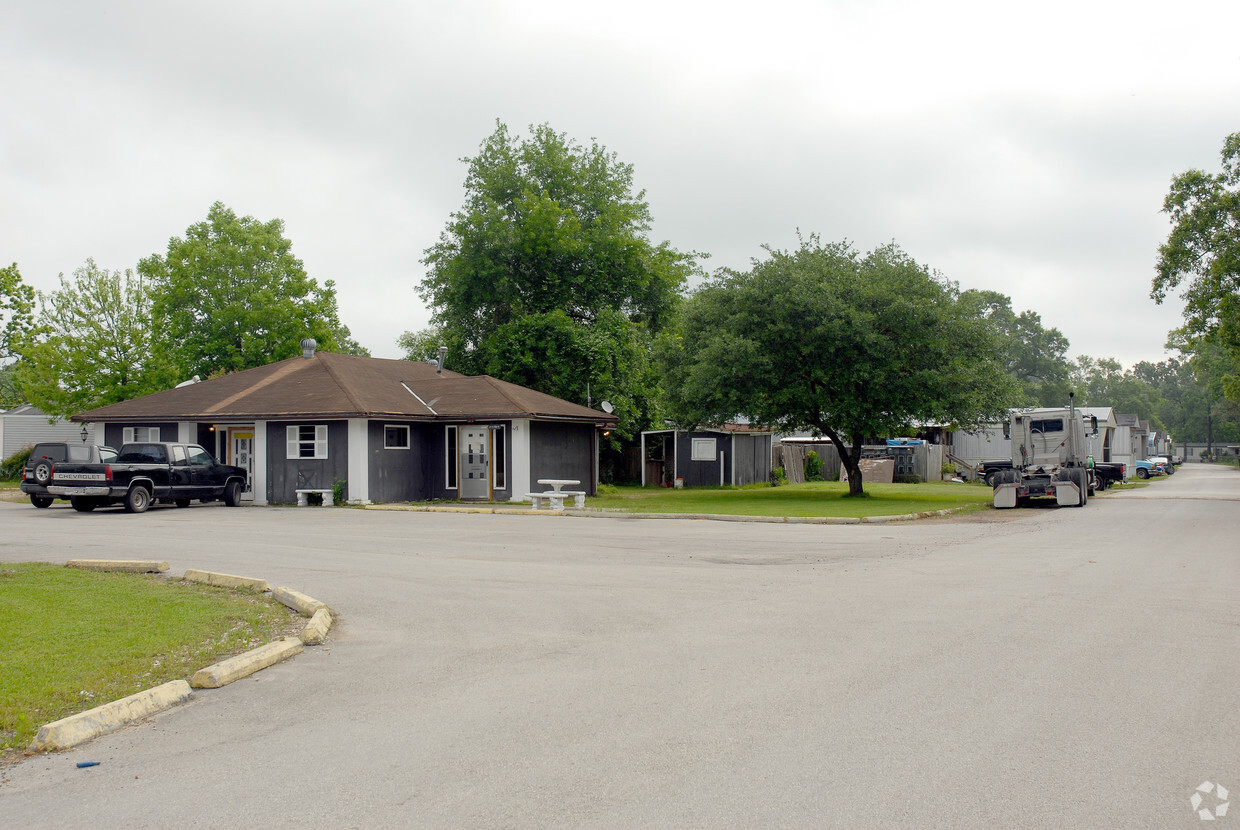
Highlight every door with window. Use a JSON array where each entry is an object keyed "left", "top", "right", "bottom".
[
  {"left": 459, "top": 427, "right": 491, "bottom": 500},
  {"left": 227, "top": 427, "right": 255, "bottom": 501}
]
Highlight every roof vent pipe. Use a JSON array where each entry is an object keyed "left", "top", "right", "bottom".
[
  {"left": 301, "top": 338, "right": 317, "bottom": 359},
  {"left": 436, "top": 344, "right": 447, "bottom": 375}
]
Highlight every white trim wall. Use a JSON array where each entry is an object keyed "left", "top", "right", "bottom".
[
  {"left": 348, "top": 418, "right": 370, "bottom": 504},
  {"left": 253, "top": 420, "right": 268, "bottom": 505},
  {"left": 510, "top": 418, "right": 531, "bottom": 501}
]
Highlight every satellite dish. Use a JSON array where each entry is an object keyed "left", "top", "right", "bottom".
[{"left": 601, "top": 401, "right": 614, "bottom": 414}]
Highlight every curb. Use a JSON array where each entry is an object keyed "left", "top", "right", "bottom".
[
  {"left": 366, "top": 503, "right": 974, "bottom": 523},
  {"left": 27, "top": 563, "right": 333, "bottom": 753},
  {"left": 190, "top": 637, "right": 304, "bottom": 688},
  {"left": 183, "top": 568, "right": 270, "bottom": 592},
  {"left": 28, "top": 680, "right": 193, "bottom": 752}
]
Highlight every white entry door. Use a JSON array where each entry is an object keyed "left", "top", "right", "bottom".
[
  {"left": 459, "top": 428, "right": 491, "bottom": 500},
  {"left": 228, "top": 427, "right": 255, "bottom": 500}
]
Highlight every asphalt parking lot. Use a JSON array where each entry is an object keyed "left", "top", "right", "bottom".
[{"left": 2, "top": 466, "right": 1238, "bottom": 828}]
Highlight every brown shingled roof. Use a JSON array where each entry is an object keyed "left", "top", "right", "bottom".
[{"left": 72, "top": 352, "right": 619, "bottom": 424}]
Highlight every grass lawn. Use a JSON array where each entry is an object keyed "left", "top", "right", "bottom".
[
  {"left": 0, "top": 563, "right": 300, "bottom": 754},
  {"left": 586, "top": 480, "right": 995, "bottom": 518}
]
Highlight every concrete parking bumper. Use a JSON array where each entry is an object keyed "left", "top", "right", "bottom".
[
  {"left": 25, "top": 563, "right": 333, "bottom": 753},
  {"left": 28, "top": 680, "right": 193, "bottom": 752}
]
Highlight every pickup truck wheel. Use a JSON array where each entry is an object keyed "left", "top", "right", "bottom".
[
  {"left": 124, "top": 486, "right": 151, "bottom": 514},
  {"left": 32, "top": 461, "right": 52, "bottom": 485},
  {"left": 1136, "top": 467, "right": 1149, "bottom": 480},
  {"left": 30, "top": 495, "right": 54, "bottom": 508},
  {"left": 71, "top": 497, "right": 97, "bottom": 512},
  {"left": 175, "top": 499, "right": 191, "bottom": 509},
  {"left": 223, "top": 480, "right": 241, "bottom": 507}
]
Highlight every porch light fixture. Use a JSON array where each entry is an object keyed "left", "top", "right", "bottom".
[{"left": 80, "top": 425, "right": 89, "bottom": 442}]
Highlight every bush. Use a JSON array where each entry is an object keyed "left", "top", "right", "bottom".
[
  {"left": 1, "top": 446, "right": 33, "bottom": 480},
  {"left": 769, "top": 466, "right": 788, "bottom": 486},
  {"left": 806, "top": 451, "right": 823, "bottom": 482}
]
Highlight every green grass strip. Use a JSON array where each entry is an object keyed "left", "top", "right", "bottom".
[
  {"left": 585, "top": 480, "right": 994, "bottom": 517},
  {"left": 0, "top": 563, "right": 298, "bottom": 751}
]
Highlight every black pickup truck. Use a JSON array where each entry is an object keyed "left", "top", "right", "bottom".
[
  {"left": 47, "top": 441, "right": 247, "bottom": 513},
  {"left": 1091, "top": 461, "right": 1126, "bottom": 490}
]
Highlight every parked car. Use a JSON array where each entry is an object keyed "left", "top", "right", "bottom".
[
  {"left": 1148, "top": 455, "right": 1175, "bottom": 474},
  {"left": 21, "top": 442, "right": 119, "bottom": 508},
  {"left": 1133, "top": 459, "right": 1165, "bottom": 480},
  {"left": 46, "top": 441, "right": 247, "bottom": 513}
]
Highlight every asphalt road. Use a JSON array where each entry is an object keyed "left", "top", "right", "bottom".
[{"left": 1, "top": 466, "right": 1237, "bottom": 829}]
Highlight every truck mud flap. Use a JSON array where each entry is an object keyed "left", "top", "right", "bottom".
[
  {"left": 1055, "top": 482, "right": 1079, "bottom": 506},
  {"left": 993, "top": 484, "right": 1018, "bottom": 509}
]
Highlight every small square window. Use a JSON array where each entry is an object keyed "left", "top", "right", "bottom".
[
  {"left": 691, "top": 437, "right": 717, "bottom": 462},
  {"left": 385, "top": 425, "right": 410, "bottom": 449}
]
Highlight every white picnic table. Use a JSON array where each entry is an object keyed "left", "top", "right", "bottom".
[
  {"left": 528, "top": 478, "right": 585, "bottom": 509},
  {"left": 537, "top": 479, "right": 580, "bottom": 492}
]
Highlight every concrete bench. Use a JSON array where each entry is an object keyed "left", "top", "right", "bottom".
[
  {"left": 561, "top": 490, "right": 586, "bottom": 508},
  {"left": 525, "top": 491, "right": 564, "bottom": 510},
  {"left": 295, "top": 489, "right": 334, "bottom": 507}
]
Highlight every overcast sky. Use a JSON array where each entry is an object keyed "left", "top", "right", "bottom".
[{"left": 3, "top": 1, "right": 1238, "bottom": 369}]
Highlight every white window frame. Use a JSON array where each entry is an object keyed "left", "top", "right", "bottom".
[
  {"left": 384, "top": 424, "right": 410, "bottom": 450},
  {"left": 491, "top": 424, "right": 506, "bottom": 490},
  {"left": 445, "top": 425, "right": 458, "bottom": 489},
  {"left": 691, "top": 437, "right": 717, "bottom": 462},
  {"left": 286, "top": 425, "right": 328, "bottom": 460},
  {"left": 123, "top": 426, "right": 161, "bottom": 444}
]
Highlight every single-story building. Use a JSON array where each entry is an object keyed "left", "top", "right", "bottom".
[
  {"left": 1079, "top": 406, "right": 1117, "bottom": 462},
  {"left": 69, "top": 343, "right": 617, "bottom": 505},
  {"left": 640, "top": 424, "right": 774, "bottom": 487}
]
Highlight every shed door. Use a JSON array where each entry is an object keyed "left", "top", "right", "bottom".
[{"left": 459, "top": 428, "right": 491, "bottom": 500}]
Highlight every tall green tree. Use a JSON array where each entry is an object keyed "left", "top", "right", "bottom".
[
  {"left": 1071, "top": 355, "right": 1165, "bottom": 429},
  {"left": 1, "top": 263, "right": 35, "bottom": 362},
  {"left": 1152, "top": 132, "right": 1240, "bottom": 403},
  {"left": 15, "top": 259, "right": 175, "bottom": 417},
  {"left": 661, "top": 236, "right": 1016, "bottom": 496},
  {"left": 0, "top": 263, "right": 35, "bottom": 408},
  {"left": 961, "top": 289, "right": 1072, "bottom": 405},
  {"left": 139, "top": 202, "right": 365, "bottom": 379},
  {"left": 416, "top": 121, "right": 700, "bottom": 440}
]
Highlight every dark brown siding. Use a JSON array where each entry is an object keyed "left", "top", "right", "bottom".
[
  {"left": 529, "top": 421, "right": 595, "bottom": 494},
  {"left": 266, "top": 420, "right": 349, "bottom": 504},
  {"left": 367, "top": 421, "right": 440, "bottom": 503}
]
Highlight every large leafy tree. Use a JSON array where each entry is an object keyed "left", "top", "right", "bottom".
[
  {"left": 961, "top": 289, "right": 1072, "bottom": 406},
  {"left": 1, "top": 263, "right": 35, "bottom": 362},
  {"left": 662, "top": 236, "right": 1016, "bottom": 496},
  {"left": 139, "top": 202, "right": 365, "bottom": 379},
  {"left": 1, "top": 263, "right": 36, "bottom": 408},
  {"left": 1071, "top": 355, "right": 1165, "bottom": 429},
  {"left": 15, "top": 259, "right": 175, "bottom": 417},
  {"left": 416, "top": 121, "right": 700, "bottom": 440},
  {"left": 1153, "top": 132, "right": 1240, "bottom": 403}
]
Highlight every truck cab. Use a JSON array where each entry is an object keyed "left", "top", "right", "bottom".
[{"left": 993, "top": 396, "right": 1098, "bottom": 509}]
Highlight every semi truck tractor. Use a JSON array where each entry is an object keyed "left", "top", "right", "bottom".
[{"left": 992, "top": 394, "right": 1098, "bottom": 509}]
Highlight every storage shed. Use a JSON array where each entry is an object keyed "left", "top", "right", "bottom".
[{"left": 640, "top": 425, "right": 773, "bottom": 487}]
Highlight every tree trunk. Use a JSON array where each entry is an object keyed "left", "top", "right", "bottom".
[{"left": 819, "top": 424, "right": 866, "bottom": 497}]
